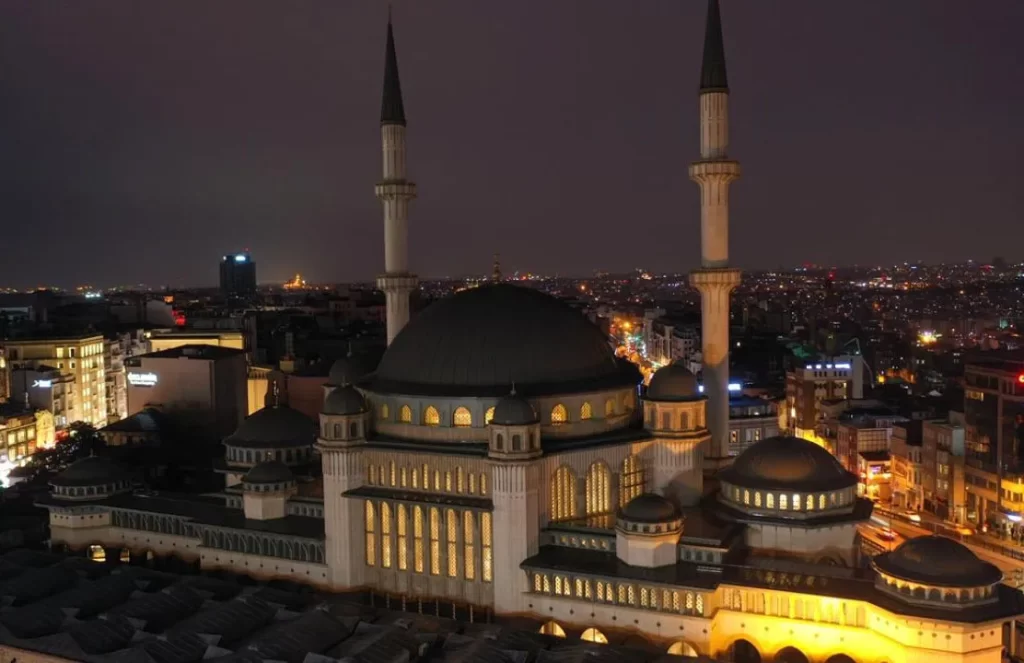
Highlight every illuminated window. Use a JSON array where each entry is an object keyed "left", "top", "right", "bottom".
[
  {"left": 743, "top": 489, "right": 750, "bottom": 505},
  {"left": 550, "top": 466, "right": 577, "bottom": 521},
  {"left": 400, "top": 467, "right": 407, "bottom": 488},
  {"left": 605, "top": 399, "right": 615, "bottom": 417},
  {"left": 445, "top": 471, "right": 452, "bottom": 492},
  {"left": 581, "top": 627, "right": 607, "bottom": 644},
  {"left": 640, "top": 587, "right": 649, "bottom": 607},
  {"left": 620, "top": 455, "right": 644, "bottom": 507},
  {"left": 456, "top": 467, "right": 464, "bottom": 493},
  {"left": 368, "top": 465, "right": 377, "bottom": 485},
  {"left": 686, "top": 592, "right": 694, "bottom": 611},
  {"left": 400, "top": 405, "right": 412, "bottom": 423},
  {"left": 551, "top": 404, "right": 568, "bottom": 425},
  {"left": 411, "top": 467, "right": 419, "bottom": 489},
  {"left": 672, "top": 591, "right": 680, "bottom": 611},
  {"left": 485, "top": 406, "right": 495, "bottom": 424},
  {"left": 446, "top": 509, "right": 458, "bottom": 578},
  {"left": 830, "top": 492, "right": 837, "bottom": 506},
  {"left": 380, "top": 403, "right": 390, "bottom": 420},
  {"left": 429, "top": 508, "right": 440, "bottom": 575},
  {"left": 381, "top": 502, "right": 393, "bottom": 568},
  {"left": 534, "top": 574, "right": 543, "bottom": 592},
  {"left": 119, "top": 548, "right": 131, "bottom": 563},
  {"left": 819, "top": 494, "right": 827, "bottom": 509},
  {"left": 464, "top": 510, "right": 475, "bottom": 580},
  {"left": 754, "top": 492, "right": 762, "bottom": 507},
  {"left": 480, "top": 472, "right": 488, "bottom": 495},
  {"left": 453, "top": 407, "right": 472, "bottom": 427},
  {"left": 696, "top": 594, "right": 704, "bottom": 615},
  {"left": 423, "top": 463, "right": 429, "bottom": 487},
  {"left": 434, "top": 470, "right": 441, "bottom": 491},
  {"left": 88, "top": 545, "right": 106, "bottom": 563},
  {"left": 618, "top": 585, "right": 628, "bottom": 604},
  {"left": 555, "top": 576, "right": 563, "bottom": 595},
  {"left": 389, "top": 461, "right": 397, "bottom": 487},
  {"left": 481, "top": 511, "right": 492, "bottom": 582},
  {"left": 580, "top": 402, "right": 592, "bottom": 420},
  {"left": 365, "top": 501, "right": 376, "bottom": 566},
  {"left": 596, "top": 580, "right": 605, "bottom": 600},
  {"left": 627, "top": 585, "right": 636, "bottom": 605},
  {"left": 543, "top": 575, "right": 552, "bottom": 593},
  {"left": 413, "top": 506, "right": 424, "bottom": 572},
  {"left": 397, "top": 504, "right": 408, "bottom": 570},
  {"left": 806, "top": 494, "right": 814, "bottom": 510},
  {"left": 792, "top": 493, "right": 800, "bottom": 510},
  {"left": 585, "top": 461, "right": 611, "bottom": 515},
  {"left": 767, "top": 493, "right": 775, "bottom": 509},
  {"left": 780, "top": 494, "right": 788, "bottom": 510},
  {"left": 469, "top": 473, "right": 477, "bottom": 494}
]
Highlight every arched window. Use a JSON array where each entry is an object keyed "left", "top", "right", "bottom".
[
  {"left": 792, "top": 493, "right": 801, "bottom": 510},
  {"left": 480, "top": 472, "right": 488, "bottom": 495},
  {"left": 389, "top": 461, "right": 396, "bottom": 486},
  {"left": 767, "top": 493, "right": 775, "bottom": 509},
  {"left": 620, "top": 455, "right": 644, "bottom": 507},
  {"left": 397, "top": 504, "right": 408, "bottom": 570},
  {"left": 364, "top": 501, "right": 376, "bottom": 566},
  {"left": 581, "top": 628, "right": 608, "bottom": 644},
  {"left": 605, "top": 399, "right": 615, "bottom": 417},
  {"left": 457, "top": 467, "right": 464, "bottom": 493},
  {"left": 512, "top": 434, "right": 522, "bottom": 451},
  {"left": 88, "top": 545, "right": 106, "bottom": 563},
  {"left": 368, "top": 465, "right": 377, "bottom": 485},
  {"left": 411, "top": 467, "right": 419, "bottom": 488},
  {"left": 413, "top": 506, "right": 424, "bottom": 572},
  {"left": 586, "top": 462, "right": 611, "bottom": 515},
  {"left": 445, "top": 509, "right": 458, "bottom": 578},
  {"left": 495, "top": 433, "right": 504, "bottom": 450},
  {"left": 481, "top": 511, "right": 493, "bottom": 582},
  {"left": 485, "top": 406, "right": 495, "bottom": 424},
  {"left": 381, "top": 503, "right": 392, "bottom": 568},
  {"left": 380, "top": 403, "right": 390, "bottom": 420},
  {"left": 819, "top": 494, "right": 827, "bottom": 509},
  {"left": 580, "top": 402, "right": 592, "bottom": 420},
  {"left": 623, "top": 392, "right": 634, "bottom": 411},
  {"left": 445, "top": 471, "right": 452, "bottom": 492},
  {"left": 399, "top": 405, "right": 412, "bottom": 423},
  {"left": 423, "top": 406, "right": 440, "bottom": 426},
  {"left": 429, "top": 508, "right": 441, "bottom": 575},
  {"left": 550, "top": 466, "right": 577, "bottom": 521},
  {"left": 539, "top": 621, "right": 566, "bottom": 638},
  {"left": 806, "top": 494, "right": 814, "bottom": 510},
  {"left": 349, "top": 422, "right": 359, "bottom": 438},
  {"left": 453, "top": 407, "right": 472, "bottom": 427},
  {"left": 780, "top": 494, "right": 788, "bottom": 510},
  {"left": 463, "top": 510, "right": 475, "bottom": 580},
  {"left": 754, "top": 492, "right": 762, "bottom": 507},
  {"left": 551, "top": 404, "right": 568, "bottom": 425}
]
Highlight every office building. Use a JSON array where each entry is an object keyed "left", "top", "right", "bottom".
[
  {"left": 785, "top": 356, "right": 864, "bottom": 440},
  {"left": 219, "top": 251, "right": 257, "bottom": 298},
  {"left": 125, "top": 344, "right": 247, "bottom": 439}
]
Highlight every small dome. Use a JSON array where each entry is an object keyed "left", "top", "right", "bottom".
[
  {"left": 225, "top": 405, "right": 317, "bottom": 449},
  {"left": 719, "top": 435, "right": 857, "bottom": 493},
  {"left": 491, "top": 393, "right": 538, "bottom": 425},
  {"left": 50, "top": 457, "right": 130, "bottom": 488},
  {"left": 328, "top": 356, "right": 365, "bottom": 387},
  {"left": 873, "top": 535, "right": 1002, "bottom": 587},
  {"left": 619, "top": 493, "right": 681, "bottom": 523},
  {"left": 243, "top": 460, "right": 295, "bottom": 485},
  {"left": 324, "top": 385, "right": 367, "bottom": 416},
  {"left": 646, "top": 363, "right": 699, "bottom": 401}
]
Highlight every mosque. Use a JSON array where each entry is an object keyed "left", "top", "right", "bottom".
[{"left": 33, "top": 2, "right": 1024, "bottom": 662}]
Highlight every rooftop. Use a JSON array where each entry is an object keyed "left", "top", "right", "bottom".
[{"left": 135, "top": 344, "right": 246, "bottom": 361}]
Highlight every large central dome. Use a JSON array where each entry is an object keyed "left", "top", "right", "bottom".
[{"left": 369, "top": 284, "right": 638, "bottom": 397}]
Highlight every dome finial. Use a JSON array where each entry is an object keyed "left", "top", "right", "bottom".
[
  {"left": 510, "top": 381, "right": 517, "bottom": 396},
  {"left": 272, "top": 380, "right": 281, "bottom": 407}
]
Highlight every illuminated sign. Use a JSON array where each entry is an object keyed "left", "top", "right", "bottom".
[
  {"left": 127, "top": 372, "right": 158, "bottom": 387},
  {"left": 697, "top": 383, "right": 743, "bottom": 394},
  {"left": 32, "top": 379, "right": 52, "bottom": 388},
  {"left": 234, "top": 254, "right": 247, "bottom": 263}
]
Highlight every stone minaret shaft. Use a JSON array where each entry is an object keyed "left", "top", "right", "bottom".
[
  {"left": 375, "top": 18, "right": 418, "bottom": 345},
  {"left": 689, "top": 0, "right": 741, "bottom": 467}
]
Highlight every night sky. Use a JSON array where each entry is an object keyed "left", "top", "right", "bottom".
[{"left": 2, "top": 1, "right": 1022, "bottom": 288}]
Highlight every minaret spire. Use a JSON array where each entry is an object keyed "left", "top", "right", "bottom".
[
  {"left": 375, "top": 12, "right": 418, "bottom": 345},
  {"left": 699, "top": 0, "right": 729, "bottom": 92},
  {"left": 689, "top": 0, "right": 741, "bottom": 469}
]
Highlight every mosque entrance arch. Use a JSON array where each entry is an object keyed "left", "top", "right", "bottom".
[
  {"left": 539, "top": 621, "right": 567, "bottom": 638},
  {"left": 825, "top": 655, "right": 856, "bottom": 663},
  {"left": 580, "top": 628, "right": 608, "bottom": 644},
  {"left": 775, "top": 646, "right": 810, "bottom": 663},
  {"left": 668, "top": 641, "right": 699, "bottom": 656},
  {"left": 727, "top": 639, "right": 761, "bottom": 663}
]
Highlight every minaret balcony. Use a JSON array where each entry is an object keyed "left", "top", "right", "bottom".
[
  {"left": 688, "top": 160, "right": 741, "bottom": 180},
  {"left": 375, "top": 181, "right": 417, "bottom": 199}
]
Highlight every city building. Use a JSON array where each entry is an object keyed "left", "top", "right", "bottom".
[
  {"left": 785, "top": 357, "right": 865, "bottom": 441},
  {"left": 30, "top": 7, "right": 1024, "bottom": 662},
  {"left": 963, "top": 353, "right": 1024, "bottom": 534},
  {"left": 0, "top": 402, "right": 55, "bottom": 484},
  {"left": 642, "top": 311, "right": 699, "bottom": 367},
  {"left": 890, "top": 421, "right": 924, "bottom": 510},
  {"left": 219, "top": 251, "right": 257, "bottom": 298},
  {"left": 727, "top": 394, "right": 779, "bottom": 457},
  {"left": 922, "top": 414, "right": 967, "bottom": 522},
  {"left": 125, "top": 345, "right": 247, "bottom": 439},
  {"left": 3, "top": 333, "right": 108, "bottom": 428}
]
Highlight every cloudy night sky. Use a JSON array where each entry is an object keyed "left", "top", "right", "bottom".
[{"left": 1, "top": 1, "right": 1022, "bottom": 288}]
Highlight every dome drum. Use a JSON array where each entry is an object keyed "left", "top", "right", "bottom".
[
  {"left": 242, "top": 461, "right": 297, "bottom": 494},
  {"left": 720, "top": 480, "right": 857, "bottom": 521},
  {"left": 224, "top": 443, "right": 315, "bottom": 470},
  {"left": 718, "top": 436, "right": 859, "bottom": 493},
  {"left": 50, "top": 457, "right": 133, "bottom": 501},
  {"left": 617, "top": 494, "right": 684, "bottom": 535}
]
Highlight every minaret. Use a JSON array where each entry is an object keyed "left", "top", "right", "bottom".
[
  {"left": 492, "top": 253, "right": 502, "bottom": 281},
  {"left": 375, "top": 16, "right": 418, "bottom": 345},
  {"left": 689, "top": 0, "right": 741, "bottom": 469}
]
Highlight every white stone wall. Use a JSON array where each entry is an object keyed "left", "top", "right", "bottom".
[
  {"left": 745, "top": 521, "right": 860, "bottom": 565},
  {"left": 322, "top": 446, "right": 365, "bottom": 589}
]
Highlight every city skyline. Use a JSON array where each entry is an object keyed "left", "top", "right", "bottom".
[{"left": 2, "top": 1, "right": 1022, "bottom": 287}]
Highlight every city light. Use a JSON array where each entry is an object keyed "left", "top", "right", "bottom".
[
  {"left": 234, "top": 254, "right": 247, "bottom": 262},
  {"left": 127, "top": 372, "right": 159, "bottom": 387}
]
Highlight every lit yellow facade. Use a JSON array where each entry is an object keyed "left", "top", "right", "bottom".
[
  {"left": 3, "top": 335, "right": 107, "bottom": 428},
  {"left": 148, "top": 331, "right": 245, "bottom": 353}
]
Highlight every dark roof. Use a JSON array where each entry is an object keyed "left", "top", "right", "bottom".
[
  {"left": 718, "top": 435, "right": 858, "bottom": 492},
  {"left": 328, "top": 355, "right": 367, "bottom": 387},
  {"left": 242, "top": 460, "right": 295, "bottom": 484},
  {"left": 224, "top": 405, "right": 317, "bottom": 449},
  {"left": 136, "top": 344, "right": 245, "bottom": 361},
  {"left": 873, "top": 536, "right": 1003, "bottom": 588},
  {"left": 50, "top": 457, "right": 131, "bottom": 488},
  {"left": 645, "top": 363, "right": 699, "bottom": 401},
  {"left": 491, "top": 393, "right": 539, "bottom": 425},
  {"left": 324, "top": 385, "right": 367, "bottom": 416},
  {"left": 369, "top": 285, "right": 639, "bottom": 398},
  {"left": 699, "top": 0, "right": 729, "bottom": 92},
  {"left": 381, "top": 18, "right": 406, "bottom": 126},
  {"left": 619, "top": 493, "right": 681, "bottom": 523},
  {"left": 100, "top": 407, "right": 166, "bottom": 434}
]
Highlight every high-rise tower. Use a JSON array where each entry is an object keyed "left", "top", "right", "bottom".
[
  {"left": 375, "top": 17, "right": 418, "bottom": 345},
  {"left": 689, "top": 0, "right": 741, "bottom": 469}
]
